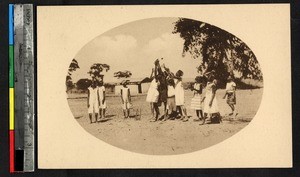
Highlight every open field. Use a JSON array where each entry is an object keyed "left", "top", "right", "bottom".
[{"left": 67, "top": 88, "right": 263, "bottom": 155}]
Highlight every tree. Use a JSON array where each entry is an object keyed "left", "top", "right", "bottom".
[
  {"left": 66, "top": 75, "right": 73, "bottom": 90},
  {"left": 76, "top": 78, "right": 92, "bottom": 90},
  {"left": 173, "top": 18, "right": 263, "bottom": 86},
  {"left": 66, "top": 59, "right": 80, "bottom": 91},
  {"left": 87, "top": 63, "right": 110, "bottom": 81},
  {"left": 113, "top": 70, "right": 132, "bottom": 79}
]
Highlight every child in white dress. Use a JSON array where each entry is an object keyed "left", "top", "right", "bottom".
[
  {"left": 146, "top": 68, "right": 159, "bottom": 119},
  {"left": 166, "top": 79, "right": 176, "bottom": 120},
  {"left": 174, "top": 70, "right": 188, "bottom": 122},
  {"left": 120, "top": 81, "right": 131, "bottom": 118},
  {"left": 87, "top": 80, "right": 99, "bottom": 123},
  {"left": 190, "top": 76, "right": 204, "bottom": 121},
  {"left": 149, "top": 75, "right": 161, "bottom": 122},
  {"left": 203, "top": 78, "right": 220, "bottom": 124},
  {"left": 98, "top": 81, "right": 107, "bottom": 119}
]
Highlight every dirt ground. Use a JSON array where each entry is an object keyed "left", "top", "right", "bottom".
[{"left": 67, "top": 88, "right": 263, "bottom": 155}]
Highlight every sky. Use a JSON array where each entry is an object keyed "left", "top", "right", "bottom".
[{"left": 71, "top": 17, "right": 201, "bottom": 83}]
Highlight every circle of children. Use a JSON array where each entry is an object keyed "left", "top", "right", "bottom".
[{"left": 87, "top": 59, "right": 238, "bottom": 125}]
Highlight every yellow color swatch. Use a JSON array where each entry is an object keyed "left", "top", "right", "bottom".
[{"left": 9, "top": 88, "right": 14, "bottom": 130}]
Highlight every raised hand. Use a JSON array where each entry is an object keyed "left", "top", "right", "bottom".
[{"left": 154, "top": 59, "right": 160, "bottom": 66}]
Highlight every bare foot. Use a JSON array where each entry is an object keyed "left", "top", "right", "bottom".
[
  {"left": 200, "top": 118, "right": 205, "bottom": 125},
  {"left": 182, "top": 117, "right": 188, "bottom": 122},
  {"left": 150, "top": 119, "right": 157, "bottom": 122},
  {"left": 193, "top": 118, "right": 201, "bottom": 122}
]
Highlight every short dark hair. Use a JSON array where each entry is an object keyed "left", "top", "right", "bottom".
[
  {"left": 227, "top": 75, "right": 233, "bottom": 81},
  {"left": 176, "top": 70, "right": 183, "bottom": 77},
  {"left": 195, "top": 76, "right": 203, "bottom": 83},
  {"left": 91, "top": 80, "right": 97, "bottom": 87},
  {"left": 98, "top": 80, "right": 103, "bottom": 85},
  {"left": 121, "top": 80, "right": 128, "bottom": 86}
]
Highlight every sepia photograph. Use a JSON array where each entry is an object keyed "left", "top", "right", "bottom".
[
  {"left": 66, "top": 17, "right": 263, "bottom": 155},
  {"left": 38, "top": 5, "right": 291, "bottom": 168}
]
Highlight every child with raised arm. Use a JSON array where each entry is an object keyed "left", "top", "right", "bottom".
[
  {"left": 120, "top": 80, "right": 131, "bottom": 118},
  {"left": 87, "top": 80, "right": 99, "bottom": 123},
  {"left": 146, "top": 68, "right": 158, "bottom": 119},
  {"left": 149, "top": 75, "right": 161, "bottom": 122},
  {"left": 155, "top": 59, "right": 168, "bottom": 120}
]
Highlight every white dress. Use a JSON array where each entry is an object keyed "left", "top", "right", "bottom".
[
  {"left": 88, "top": 87, "right": 99, "bottom": 114},
  {"left": 174, "top": 78, "right": 184, "bottom": 106},
  {"left": 98, "top": 86, "right": 107, "bottom": 109},
  {"left": 121, "top": 87, "right": 131, "bottom": 109},
  {"left": 146, "top": 79, "right": 159, "bottom": 103},
  {"left": 203, "top": 82, "right": 219, "bottom": 114},
  {"left": 190, "top": 83, "right": 202, "bottom": 110},
  {"left": 226, "top": 81, "right": 236, "bottom": 93}
]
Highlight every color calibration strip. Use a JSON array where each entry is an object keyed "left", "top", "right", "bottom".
[
  {"left": 9, "top": 4, "right": 35, "bottom": 172},
  {"left": 9, "top": 4, "right": 15, "bottom": 173}
]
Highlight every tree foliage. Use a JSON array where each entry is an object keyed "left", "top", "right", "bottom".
[
  {"left": 68, "top": 59, "right": 80, "bottom": 74},
  {"left": 173, "top": 18, "right": 263, "bottom": 86},
  {"left": 87, "top": 63, "right": 110, "bottom": 81},
  {"left": 66, "top": 59, "right": 80, "bottom": 91},
  {"left": 114, "top": 70, "right": 132, "bottom": 79},
  {"left": 66, "top": 75, "right": 73, "bottom": 90},
  {"left": 76, "top": 78, "right": 92, "bottom": 90}
]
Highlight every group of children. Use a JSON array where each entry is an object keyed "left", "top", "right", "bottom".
[
  {"left": 87, "top": 79, "right": 107, "bottom": 123},
  {"left": 87, "top": 79, "right": 132, "bottom": 123},
  {"left": 146, "top": 59, "right": 189, "bottom": 122},
  {"left": 190, "top": 73, "right": 238, "bottom": 124},
  {"left": 87, "top": 59, "right": 238, "bottom": 124},
  {"left": 145, "top": 59, "right": 238, "bottom": 124}
]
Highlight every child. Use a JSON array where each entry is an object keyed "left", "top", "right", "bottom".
[
  {"left": 166, "top": 79, "right": 176, "bottom": 120},
  {"left": 120, "top": 80, "right": 131, "bottom": 118},
  {"left": 191, "top": 76, "right": 204, "bottom": 121},
  {"left": 174, "top": 70, "right": 188, "bottom": 122},
  {"left": 223, "top": 75, "right": 237, "bottom": 118},
  {"left": 203, "top": 77, "right": 220, "bottom": 124},
  {"left": 155, "top": 60, "right": 168, "bottom": 120},
  {"left": 87, "top": 80, "right": 99, "bottom": 123},
  {"left": 146, "top": 68, "right": 158, "bottom": 119},
  {"left": 149, "top": 75, "right": 161, "bottom": 122},
  {"left": 147, "top": 61, "right": 161, "bottom": 122},
  {"left": 98, "top": 81, "right": 107, "bottom": 120}
]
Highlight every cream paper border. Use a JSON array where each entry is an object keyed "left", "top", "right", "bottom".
[{"left": 37, "top": 4, "right": 291, "bottom": 168}]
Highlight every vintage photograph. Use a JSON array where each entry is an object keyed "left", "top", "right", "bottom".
[
  {"left": 37, "top": 4, "right": 292, "bottom": 168},
  {"left": 65, "top": 17, "right": 263, "bottom": 155}
]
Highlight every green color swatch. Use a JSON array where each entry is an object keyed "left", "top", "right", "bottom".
[{"left": 9, "top": 45, "right": 14, "bottom": 88}]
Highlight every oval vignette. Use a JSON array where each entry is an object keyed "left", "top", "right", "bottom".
[{"left": 66, "top": 17, "right": 263, "bottom": 155}]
